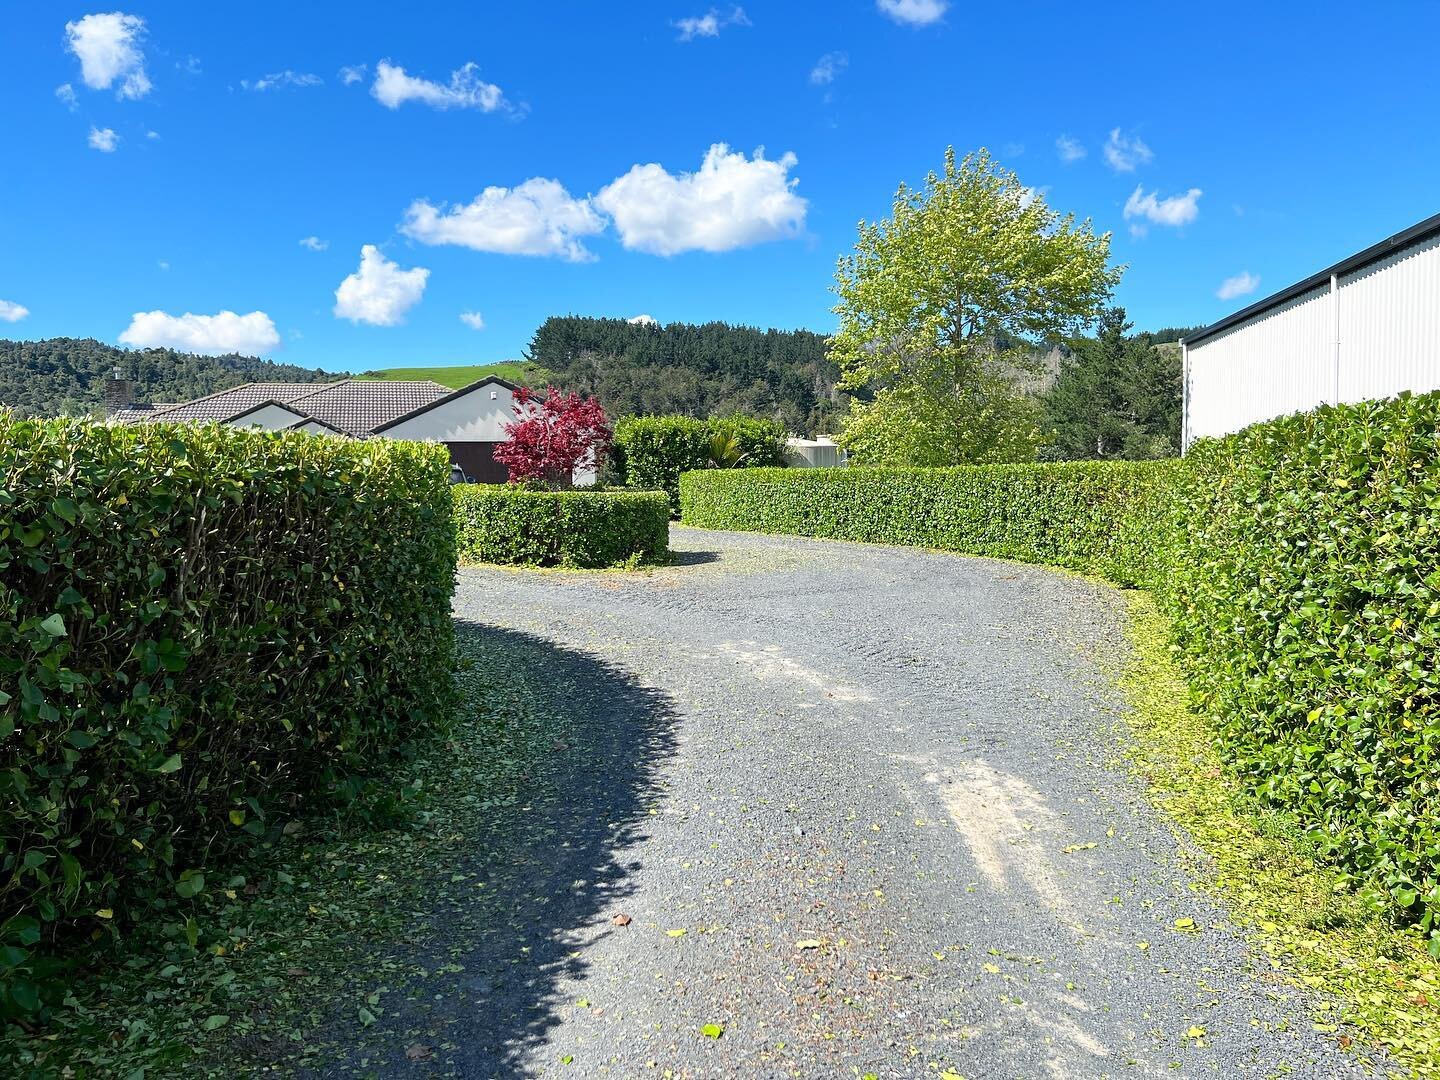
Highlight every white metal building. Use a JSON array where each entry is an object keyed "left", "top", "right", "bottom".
[{"left": 1181, "top": 212, "right": 1440, "bottom": 449}]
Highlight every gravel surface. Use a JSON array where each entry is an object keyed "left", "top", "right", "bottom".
[{"left": 357, "top": 527, "right": 1369, "bottom": 1078}]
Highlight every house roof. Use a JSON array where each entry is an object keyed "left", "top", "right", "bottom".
[
  {"left": 372, "top": 375, "right": 521, "bottom": 434},
  {"left": 1184, "top": 210, "right": 1440, "bottom": 348},
  {"left": 118, "top": 379, "right": 455, "bottom": 436}
]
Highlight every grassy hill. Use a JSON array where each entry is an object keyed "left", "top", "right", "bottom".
[{"left": 357, "top": 360, "right": 552, "bottom": 389}]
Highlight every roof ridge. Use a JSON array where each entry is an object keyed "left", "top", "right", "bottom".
[{"left": 141, "top": 379, "right": 345, "bottom": 418}]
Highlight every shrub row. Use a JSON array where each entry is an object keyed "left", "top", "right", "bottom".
[
  {"left": 1, "top": 419, "right": 457, "bottom": 1014},
  {"left": 613, "top": 415, "right": 788, "bottom": 515},
  {"left": 453, "top": 485, "right": 671, "bottom": 568},
  {"left": 679, "top": 460, "right": 1177, "bottom": 587},
  {"left": 679, "top": 390, "right": 1440, "bottom": 943},
  {"left": 1166, "top": 393, "right": 1440, "bottom": 936}
]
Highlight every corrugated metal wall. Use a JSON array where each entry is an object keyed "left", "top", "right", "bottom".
[
  {"left": 1184, "top": 230, "right": 1440, "bottom": 446},
  {"left": 1185, "top": 285, "right": 1333, "bottom": 443},
  {"left": 1337, "top": 233, "right": 1440, "bottom": 403}
]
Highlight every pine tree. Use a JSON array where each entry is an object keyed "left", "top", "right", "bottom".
[{"left": 1042, "top": 307, "right": 1181, "bottom": 460}]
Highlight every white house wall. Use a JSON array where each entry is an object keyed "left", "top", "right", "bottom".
[
  {"left": 227, "top": 403, "right": 309, "bottom": 430},
  {"left": 292, "top": 420, "right": 343, "bottom": 436},
  {"left": 1185, "top": 286, "right": 1334, "bottom": 442},
  {"left": 379, "top": 384, "right": 514, "bottom": 442},
  {"left": 1336, "top": 233, "right": 1440, "bottom": 404}
]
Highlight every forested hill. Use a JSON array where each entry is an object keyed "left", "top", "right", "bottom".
[
  {"left": 0, "top": 338, "right": 337, "bottom": 417},
  {"left": 525, "top": 317, "right": 846, "bottom": 436}
]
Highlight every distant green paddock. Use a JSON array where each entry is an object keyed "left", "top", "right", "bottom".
[{"left": 356, "top": 360, "right": 552, "bottom": 389}]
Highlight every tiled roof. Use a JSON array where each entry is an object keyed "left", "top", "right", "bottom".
[
  {"left": 139, "top": 383, "right": 341, "bottom": 423},
  {"left": 115, "top": 380, "right": 452, "bottom": 437},
  {"left": 285, "top": 381, "right": 450, "bottom": 436}
]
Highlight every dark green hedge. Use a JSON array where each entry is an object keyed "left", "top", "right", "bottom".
[
  {"left": 1, "top": 419, "right": 456, "bottom": 1014},
  {"left": 1167, "top": 393, "right": 1440, "bottom": 937},
  {"left": 453, "top": 486, "right": 671, "bottom": 568},
  {"left": 613, "top": 415, "right": 788, "bottom": 515},
  {"left": 679, "top": 461, "right": 1177, "bottom": 587}
]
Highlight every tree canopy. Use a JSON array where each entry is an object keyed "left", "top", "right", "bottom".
[
  {"left": 1041, "top": 308, "right": 1181, "bottom": 460},
  {"left": 526, "top": 316, "right": 844, "bottom": 436},
  {"left": 830, "top": 147, "right": 1120, "bottom": 465},
  {"left": 0, "top": 337, "right": 336, "bottom": 417}
]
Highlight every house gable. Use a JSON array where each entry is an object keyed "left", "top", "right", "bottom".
[
  {"left": 372, "top": 376, "right": 519, "bottom": 442},
  {"left": 226, "top": 400, "right": 312, "bottom": 430}
]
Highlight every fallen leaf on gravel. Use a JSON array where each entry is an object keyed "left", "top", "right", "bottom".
[
  {"left": 1061, "top": 842, "right": 1097, "bottom": 854},
  {"left": 561, "top": 1054, "right": 573, "bottom": 1064},
  {"left": 940, "top": 1070, "right": 966, "bottom": 1080},
  {"left": 666, "top": 928, "right": 687, "bottom": 937},
  {"left": 795, "top": 939, "right": 823, "bottom": 950},
  {"left": 701, "top": 1023, "right": 724, "bottom": 1038},
  {"left": 1186, "top": 1025, "right": 1206, "bottom": 1040},
  {"left": 405, "top": 1044, "right": 433, "bottom": 1062},
  {"left": 982, "top": 963, "right": 1001, "bottom": 974},
  {"left": 611, "top": 913, "right": 632, "bottom": 926},
  {"left": 1173, "top": 918, "right": 1198, "bottom": 932}
]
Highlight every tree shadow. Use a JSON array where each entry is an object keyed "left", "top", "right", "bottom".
[
  {"left": 302, "top": 621, "right": 678, "bottom": 1077},
  {"left": 666, "top": 548, "right": 720, "bottom": 566}
]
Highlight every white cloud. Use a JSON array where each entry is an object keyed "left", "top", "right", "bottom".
[
  {"left": 65, "top": 12, "right": 151, "bottom": 100},
  {"left": 1016, "top": 185, "right": 1049, "bottom": 210},
  {"left": 459, "top": 311, "right": 486, "bottom": 330},
  {"left": 594, "top": 144, "right": 806, "bottom": 256},
  {"left": 371, "top": 60, "right": 507, "bottom": 112},
  {"left": 56, "top": 83, "right": 78, "bottom": 110},
  {"left": 0, "top": 300, "right": 30, "bottom": 323},
  {"left": 1216, "top": 271, "right": 1260, "bottom": 301},
  {"left": 88, "top": 126, "right": 119, "bottom": 152},
  {"left": 299, "top": 235, "right": 328, "bottom": 251},
  {"left": 675, "top": 6, "right": 750, "bottom": 41},
  {"left": 810, "top": 51, "right": 848, "bottom": 85},
  {"left": 119, "top": 310, "right": 280, "bottom": 355},
  {"left": 339, "top": 64, "right": 367, "bottom": 86},
  {"left": 145, "top": 129, "right": 160, "bottom": 140},
  {"left": 242, "top": 70, "right": 322, "bottom": 92},
  {"left": 1123, "top": 184, "right": 1202, "bottom": 236},
  {"left": 1104, "top": 127, "right": 1153, "bottom": 172},
  {"left": 628, "top": 314, "right": 658, "bottom": 326},
  {"left": 157, "top": 260, "right": 170, "bottom": 271},
  {"left": 877, "top": 0, "right": 948, "bottom": 26},
  {"left": 333, "top": 245, "right": 429, "bottom": 326},
  {"left": 401, "top": 178, "right": 605, "bottom": 262},
  {"left": 1055, "top": 134, "right": 1086, "bottom": 163}
]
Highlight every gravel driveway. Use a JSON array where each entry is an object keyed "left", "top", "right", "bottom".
[{"left": 381, "top": 526, "right": 1366, "bottom": 1078}]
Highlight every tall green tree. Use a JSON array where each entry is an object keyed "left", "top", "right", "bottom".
[
  {"left": 829, "top": 147, "right": 1121, "bottom": 465},
  {"left": 1042, "top": 307, "right": 1182, "bottom": 460}
]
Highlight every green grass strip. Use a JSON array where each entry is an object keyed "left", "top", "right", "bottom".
[{"left": 1121, "top": 592, "right": 1440, "bottom": 1077}]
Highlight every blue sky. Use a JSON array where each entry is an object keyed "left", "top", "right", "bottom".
[{"left": 2, "top": 2, "right": 1437, "bottom": 373}]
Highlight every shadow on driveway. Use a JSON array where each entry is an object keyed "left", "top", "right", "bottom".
[{"left": 310, "top": 620, "right": 678, "bottom": 1077}]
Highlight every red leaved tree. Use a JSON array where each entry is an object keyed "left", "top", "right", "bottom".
[{"left": 493, "top": 385, "right": 612, "bottom": 485}]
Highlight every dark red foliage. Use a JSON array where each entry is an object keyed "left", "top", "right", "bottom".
[{"left": 493, "top": 385, "right": 612, "bottom": 485}]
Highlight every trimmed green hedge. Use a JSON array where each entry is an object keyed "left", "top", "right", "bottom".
[
  {"left": 453, "top": 485, "right": 671, "bottom": 568},
  {"left": 1167, "top": 393, "right": 1440, "bottom": 936},
  {"left": 1, "top": 419, "right": 456, "bottom": 1014},
  {"left": 679, "top": 393, "right": 1440, "bottom": 943},
  {"left": 613, "top": 415, "right": 788, "bottom": 515},
  {"left": 680, "top": 461, "right": 1177, "bottom": 587}
]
